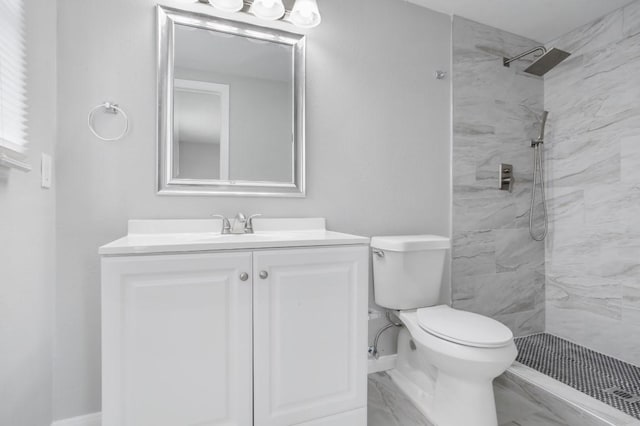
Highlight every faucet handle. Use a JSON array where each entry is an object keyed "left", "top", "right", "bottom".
[
  {"left": 245, "top": 214, "right": 262, "bottom": 234},
  {"left": 211, "top": 214, "right": 231, "bottom": 234}
]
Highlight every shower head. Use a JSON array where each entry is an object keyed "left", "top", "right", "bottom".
[
  {"left": 525, "top": 48, "right": 571, "bottom": 76},
  {"left": 503, "top": 46, "right": 571, "bottom": 76}
]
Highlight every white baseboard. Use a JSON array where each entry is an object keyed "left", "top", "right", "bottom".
[
  {"left": 368, "top": 354, "right": 398, "bottom": 374},
  {"left": 51, "top": 413, "right": 101, "bottom": 426}
]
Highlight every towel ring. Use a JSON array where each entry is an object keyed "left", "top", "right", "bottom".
[{"left": 87, "top": 102, "right": 129, "bottom": 141}]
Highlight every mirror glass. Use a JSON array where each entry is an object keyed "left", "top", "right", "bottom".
[
  {"left": 158, "top": 7, "right": 305, "bottom": 196},
  {"left": 173, "top": 79, "right": 228, "bottom": 180}
]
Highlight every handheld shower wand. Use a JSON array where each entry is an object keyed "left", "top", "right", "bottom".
[
  {"left": 534, "top": 111, "right": 548, "bottom": 145},
  {"left": 529, "top": 111, "right": 549, "bottom": 241}
]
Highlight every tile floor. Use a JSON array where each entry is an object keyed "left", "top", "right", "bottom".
[
  {"left": 368, "top": 372, "right": 433, "bottom": 426},
  {"left": 367, "top": 372, "right": 586, "bottom": 426}
]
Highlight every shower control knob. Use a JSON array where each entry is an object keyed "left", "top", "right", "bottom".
[
  {"left": 239, "top": 272, "right": 249, "bottom": 281},
  {"left": 259, "top": 271, "right": 268, "bottom": 279}
]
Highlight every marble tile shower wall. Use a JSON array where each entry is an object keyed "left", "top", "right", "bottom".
[
  {"left": 452, "top": 17, "right": 545, "bottom": 336},
  {"left": 544, "top": 0, "right": 640, "bottom": 366}
]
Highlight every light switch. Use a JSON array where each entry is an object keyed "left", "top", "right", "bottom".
[{"left": 41, "top": 153, "right": 52, "bottom": 189}]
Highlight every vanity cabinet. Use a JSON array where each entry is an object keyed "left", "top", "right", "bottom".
[
  {"left": 101, "top": 243, "right": 368, "bottom": 426},
  {"left": 101, "top": 251, "right": 254, "bottom": 426},
  {"left": 253, "top": 247, "right": 368, "bottom": 426}
]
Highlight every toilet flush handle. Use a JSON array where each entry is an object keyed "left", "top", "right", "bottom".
[{"left": 372, "top": 248, "right": 385, "bottom": 258}]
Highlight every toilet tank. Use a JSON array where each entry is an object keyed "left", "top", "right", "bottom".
[{"left": 371, "top": 235, "right": 450, "bottom": 310}]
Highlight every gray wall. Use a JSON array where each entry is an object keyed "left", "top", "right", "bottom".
[
  {"left": 0, "top": 0, "right": 57, "bottom": 425},
  {"left": 451, "top": 17, "right": 545, "bottom": 336},
  {"left": 545, "top": 0, "right": 640, "bottom": 365},
  {"left": 55, "top": 0, "right": 451, "bottom": 419}
]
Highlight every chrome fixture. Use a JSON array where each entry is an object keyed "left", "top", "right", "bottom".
[
  {"left": 87, "top": 101, "right": 129, "bottom": 142},
  {"left": 531, "top": 110, "right": 548, "bottom": 147},
  {"left": 368, "top": 312, "right": 403, "bottom": 359},
  {"left": 231, "top": 212, "right": 247, "bottom": 234},
  {"left": 211, "top": 213, "right": 262, "bottom": 234},
  {"left": 503, "top": 46, "right": 571, "bottom": 76},
  {"left": 372, "top": 248, "right": 385, "bottom": 258},
  {"left": 198, "top": 0, "right": 321, "bottom": 28},
  {"left": 529, "top": 111, "right": 549, "bottom": 241},
  {"left": 499, "top": 163, "right": 514, "bottom": 192},
  {"left": 211, "top": 214, "right": 232, "bottom": 234}
]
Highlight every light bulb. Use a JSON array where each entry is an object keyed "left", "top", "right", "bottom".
[
  {"left": 250, "top": 0, "right": 285, "bottom": 20},
  {"left": 290, "top": 0, "right": 321, "bottom": 28},
  {"left": 209, "top": 0, "right": 244, "bottom": 13}
]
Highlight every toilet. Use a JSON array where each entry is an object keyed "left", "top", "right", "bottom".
[{"left": 371, "top": 235, "right": 517, "bottom": 426}]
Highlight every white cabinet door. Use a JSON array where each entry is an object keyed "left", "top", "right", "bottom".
[
  {"left": 102, "top": 252, "right": 253, "bottom": 426},
  {"left": 253, "top": 246, "right": 368, "bottom": 426}
]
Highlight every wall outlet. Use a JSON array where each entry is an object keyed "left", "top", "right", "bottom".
[{"left": 41, "top": 153, "right": 52, "bottom": 189}]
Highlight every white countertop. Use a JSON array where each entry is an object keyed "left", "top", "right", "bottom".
[{"left": 99, "top": 218, "right": 370, "bottom": 255}]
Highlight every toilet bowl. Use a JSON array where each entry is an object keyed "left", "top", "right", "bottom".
[
  {"left": 394, "top": 307, "right": 516, "bottom": 426},
  {"left": 371, "top": 235, "right": 517, "bottom": 426}
]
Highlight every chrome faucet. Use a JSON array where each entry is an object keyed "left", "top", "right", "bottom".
[
  {"left": 230, "top": 212, "right": 247, "bottom": 234},
  {"left": 211, "top": 213, "right": 262, "bottom": 234}
]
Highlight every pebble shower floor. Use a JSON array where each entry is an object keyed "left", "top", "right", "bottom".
[{"left": 515, "top": 333, "right": 640, "bottom": 420}]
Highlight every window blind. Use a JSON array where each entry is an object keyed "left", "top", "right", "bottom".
[{"left": 0, "top": 0, "right": 27, "bottom": 158}]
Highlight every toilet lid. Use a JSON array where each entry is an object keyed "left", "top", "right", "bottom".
[{"left": 417, "top": 305, "right": 513, "bottom": 348}]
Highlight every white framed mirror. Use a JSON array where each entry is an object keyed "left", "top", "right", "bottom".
[{"left": 157, "top": 6, "right": 306, "bottom": 197}]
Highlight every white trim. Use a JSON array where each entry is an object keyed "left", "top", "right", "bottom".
[
  {"left": 173, "top": 78, "right": 230, "bottom": 180},
  {"left": 0, "top": 152, "right": 31, "bottom": 172},
  {"left": 51, "top": 413, "right": 101, "bottom": 426},
  {"left": 368, "top": 354, "right": 398, "bottom": 374}
]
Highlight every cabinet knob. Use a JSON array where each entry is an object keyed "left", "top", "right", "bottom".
[
  {"left": 239, "top": 272, "right": 249, "bottom": 281},
  {"left": 259, "top": 271, "right": 268, "bottom": 279}
]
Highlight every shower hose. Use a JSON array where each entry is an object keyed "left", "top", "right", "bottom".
[{"left": 529, "top": 143, "right": 548, "bottom": 241}]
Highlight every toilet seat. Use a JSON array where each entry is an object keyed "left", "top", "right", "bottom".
[{"left": 416, "top": 305, "right": 513, "bottom": 348}]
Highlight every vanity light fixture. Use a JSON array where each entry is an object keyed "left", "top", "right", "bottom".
[
  {"left": 250, "top": 0, "right": 285, "bottom": 20},
  {"left": 289, "top": 0, "right": 321, "bottom": 28},
  {"left": 209, "top": 0, "right": 244, "bottom": 13},
  {"left": 202, "top": 0, "right": 322, "bottom": 29}
]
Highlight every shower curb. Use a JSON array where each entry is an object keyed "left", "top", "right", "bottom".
[{"left": 497, "top": 362, "right": 640, "bottom": 426}]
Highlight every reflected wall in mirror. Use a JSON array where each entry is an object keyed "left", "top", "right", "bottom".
[{"left": 158, "top": 6, "right": 305, "bottom": 197}]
